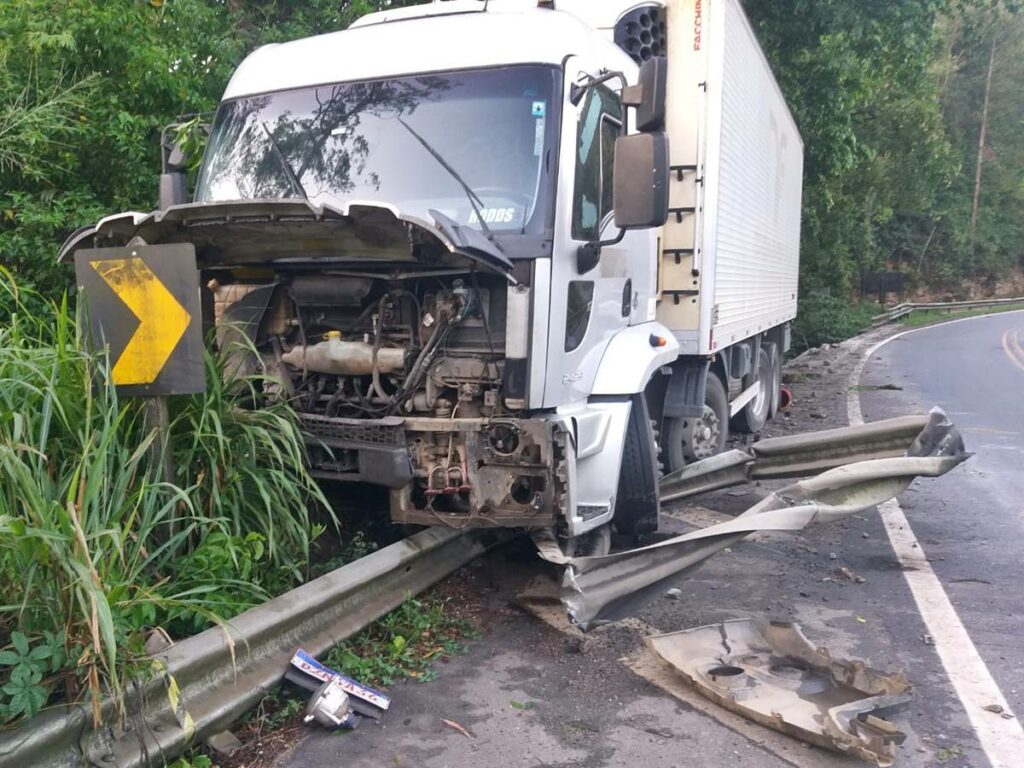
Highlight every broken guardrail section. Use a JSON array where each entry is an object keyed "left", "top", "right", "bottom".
[{"left": 537, "top": 409, "right": 968, "bottom": 629}]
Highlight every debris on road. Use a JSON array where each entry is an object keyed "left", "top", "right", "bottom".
[
  {"left": 304, "top": 678, "right": 358, "bottom": 729},
  {"left": 441, "top": 718, "right": 475, "bottom": 739},
  {"left": 834, "top": 566, "right": 867, "bottom": 583},
  {"left": 646, "top": 619, "right": 912, "bottom": 767},
  {"left": 289, "top": 649, "right": 391, "bottom": 721}
]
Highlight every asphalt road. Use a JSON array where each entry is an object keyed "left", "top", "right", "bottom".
[
  {"left": 272, "top": 312, "right": 1024, "bottom": 768},
  {"left": 855, "top": 310, "right": 1024, "bottom": 766}
]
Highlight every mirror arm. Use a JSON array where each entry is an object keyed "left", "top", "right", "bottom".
[
  {"left": 570, "top": 70, "right": 627, "bottom": 105},
  {"left": 576, "top": 225, "right": 626, "bottom": 273}
]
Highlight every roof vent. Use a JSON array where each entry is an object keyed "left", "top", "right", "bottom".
[{"left": 614, "top": 4, "right": 667, "bottom": 64}]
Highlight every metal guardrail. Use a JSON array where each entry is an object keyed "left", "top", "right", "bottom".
[
  {"left": 871, "top": 296, "right": 1024, "bottom": 326},
  {"left": 0, "top": 412, "right": 970, "bottom": 766},
  {"left": 553, "top": 410, "right": 967, "bottom": 628},
  {"left": 659, "top": 414, "right": 933, "bottom": 503},
  {"left": 0, "top": 527, "right": 503, "bottom": 768}
]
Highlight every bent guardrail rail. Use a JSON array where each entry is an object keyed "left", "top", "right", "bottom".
[
  {"left": 538, "top": 410, "right": 968, "bottom": 629},
  {"left": 871, "top": 296, "right": 1024, "bottom": 326},
  {"left": 0, "top": 527, "right": 503, "bottom": 768}
]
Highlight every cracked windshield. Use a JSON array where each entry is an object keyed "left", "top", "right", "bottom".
[{"left": 196, "top": 65, "right": 560, "bottom": 234}]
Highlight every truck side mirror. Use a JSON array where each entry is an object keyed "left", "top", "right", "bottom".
[
  {"left": 159, "top": 120, "right": 210, "bottom": 209},
  {"left": 613, "top": 131, "right": 670, "bottom": 230},
  {"left": 622, "top": 56, "right": 667, "bottom": 132},
  {"left": 159, "top": 141, "right": 188, "bottom": 210}
]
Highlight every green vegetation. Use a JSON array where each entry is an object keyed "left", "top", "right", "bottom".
[
  {"left": 324, "top": 596, "right": 474, "bottom": 687},
  {"left": 2, "top": 0, "right": 1022, "bottom": 332},
  {"left": 745, "top": 0, "right": 1024, "bottom": 310},
  {"left": 790, "top": 296, "right": 879, "bottom": 352},
  {"left": 899, "top": 303, "right": 1023, "bottom": 327},
  {"left": 0, "top": 279, "right": 329, "bottom": 726}
]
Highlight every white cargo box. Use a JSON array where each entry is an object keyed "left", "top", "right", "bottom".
[{"left": 656, "top": 0, "right": 803, "bottom": 355}]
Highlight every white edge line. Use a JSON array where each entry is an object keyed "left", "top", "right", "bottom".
[{"left": 847, "top": 312, "right": 1024, "bottom": 768}]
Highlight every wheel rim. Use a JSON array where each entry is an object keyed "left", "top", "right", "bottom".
[
  {"left": 751, "top": 375, "right": 768, "bottom": 417},
  {"left": 687, "top": 404, "right": 721, "bottom": 460}
]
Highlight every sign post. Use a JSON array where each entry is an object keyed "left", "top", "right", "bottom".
[{"left": 75, "top": 244, "right": 205, "bottom": 537}]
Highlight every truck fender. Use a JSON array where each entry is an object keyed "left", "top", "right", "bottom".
[{"left": 590, "top": 323, "right": 680, "bottom": 395}]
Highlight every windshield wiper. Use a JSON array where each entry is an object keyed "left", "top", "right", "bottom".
[
  {"left": 396, "top": 116, "right": 503, "bottom": 249},
  {"left": 259, "top": 121, "right": 309, "bottom": 202}
]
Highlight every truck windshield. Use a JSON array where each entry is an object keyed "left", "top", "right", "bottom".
[{"left": 196, "top": 66, "right": 561, "bottom": 236}]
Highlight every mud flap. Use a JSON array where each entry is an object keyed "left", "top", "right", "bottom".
[
  {"left": 613, "top": 393, "right": 660, "bottom": 535},
  {"left": 535, "top": 409, "right": 968, "bottom": 629}
]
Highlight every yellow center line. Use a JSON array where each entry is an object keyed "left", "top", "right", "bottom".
[{"left": 1000, "top": 328, "right": 1024, "bottom": 372}]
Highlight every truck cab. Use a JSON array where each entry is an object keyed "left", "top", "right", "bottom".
[{"left": 62, "top": 0, "right": 802, "bottom": 553}]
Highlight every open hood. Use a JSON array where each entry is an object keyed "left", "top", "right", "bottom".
[{"left": 57, "top": 199, "right": 514, "bottom": 277}]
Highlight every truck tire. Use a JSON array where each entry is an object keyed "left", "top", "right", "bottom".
[
  {"left": 731, "top": 352, "right": 771, "bottom": 434},
  {"left": 613, "top": 394, "right": 660, "bottom": 536},
  {"left": 664, "top": 372, "right": 729, "bottom": 472},
  {"left": 764, "top": 342, "right": 781, "bottom": 419}
]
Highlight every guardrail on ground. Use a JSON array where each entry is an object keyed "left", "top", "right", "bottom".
[
  {"left": 871, "top": 296, "right": 1024, "bottom": 326},
  {"left": 0, "top": 527, "right": 505, "bottom": 768}
]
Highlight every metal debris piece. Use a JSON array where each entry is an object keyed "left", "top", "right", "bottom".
[
  {"left": 537, "top": 410, "right": 967, "bottom": 629},
  {"left": 647, "top": 619, "right": 912, "bottom": 767},
  {"left": 304, "top": 678, "right": 358, "bottom": 729},
  {"left": 289, "top": 649, "right": 391, "bottom": 718}
]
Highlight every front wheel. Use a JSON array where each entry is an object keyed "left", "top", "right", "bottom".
[{"left": 663, "top": 372, "right": 729, "bottom": 472}]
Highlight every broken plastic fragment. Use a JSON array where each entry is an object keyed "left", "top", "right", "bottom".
[{"left": 647, "top": 619, "right": 912, "bottom": 767}]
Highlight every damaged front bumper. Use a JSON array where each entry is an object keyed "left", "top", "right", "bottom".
[{"left": 302, "top": 412, "right": 567, "bottom": 529}]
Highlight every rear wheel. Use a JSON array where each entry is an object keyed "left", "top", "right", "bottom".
[
  {"left": 765, "top": 343, "right": 781, "bottom": 419},
  {"left": 731, "top": 351, "right": 771, "bottom": 434},
  {"left": 664, "top": 372, "right": 729, "bottom": 472}
]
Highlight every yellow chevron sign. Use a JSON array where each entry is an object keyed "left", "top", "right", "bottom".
[
  {"left": 75, "top": 244, "right": 204, "bottom": 396},
  {"left": 90, "top": 257, "right": 191, "bottom": 386}
]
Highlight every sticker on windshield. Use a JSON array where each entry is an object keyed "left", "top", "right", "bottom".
[
  {"left": 532, "top": 101, "right": 546, "bottom": 118},
  {"left": 534, "top": 117, "right": 546, "bottom": 157},
  {"left": 469, "top": 208, "right": 517, "bottom": 225}
]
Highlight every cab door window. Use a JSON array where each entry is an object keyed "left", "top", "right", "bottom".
[{"left": 571, "top": 85, "right": 623, "bottom": 241}]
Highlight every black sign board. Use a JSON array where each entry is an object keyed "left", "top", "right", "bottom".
[{"left": 75, "top": 244, "right": 204, "bottom": 397}]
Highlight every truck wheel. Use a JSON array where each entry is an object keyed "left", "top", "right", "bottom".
[
  {"left": 764, "top": 343, "right": 781, "bottom": 419},
  {"left": 613, "top": 394, "right": 660, "bottom": 536},
  {"left": 664, "top": 372, "right": 729, "bottom": 471},
  {"left": 731, "top": 353, "right": 771, "bottom": 434}
]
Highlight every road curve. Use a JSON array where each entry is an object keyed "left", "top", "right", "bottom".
[{"left": 858, "top": 310, "right": 1024, "bottom": 767}]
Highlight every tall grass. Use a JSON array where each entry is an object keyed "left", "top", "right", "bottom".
[{"left": 0, "top": 274, "right": 330, "bottom": 726}]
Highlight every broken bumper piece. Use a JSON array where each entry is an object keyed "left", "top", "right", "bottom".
[
  {"left": 538, "top": 409, "right": 968, "bottom": 629},
  {"left": 647, "top": 619, "right": 912, "bottom": 767}
]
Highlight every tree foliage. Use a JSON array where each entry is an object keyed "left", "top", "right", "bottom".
[
  {"left": 745, "top": 0, "right": 1024, "bottom": 301},
  {"left": 0, "top": 0, "right": 405, "bottom": 300},
  {"left": 0, "top": 0, "right": 1021, "bottom": 312}
]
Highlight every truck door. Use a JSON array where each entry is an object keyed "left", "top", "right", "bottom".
[{"left": 543, "top": 59, "right": 634, "bottom": 407}]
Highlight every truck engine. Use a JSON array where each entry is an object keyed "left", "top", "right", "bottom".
[{"left": 224, "top": 268, "right": 561, "bottom": 529}]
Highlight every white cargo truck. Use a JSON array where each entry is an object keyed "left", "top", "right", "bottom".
[{"left": 61, "top": 0, "right": 803, "bottom": 553}]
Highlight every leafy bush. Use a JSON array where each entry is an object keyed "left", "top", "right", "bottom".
[
  {"left": 324, "top": 597, "right": 473, "bottom": 687},
  {"left": 0, "top": 279, "right": 329, "bottom": 725},
  {"left": 791, "top": 295, "right": 878, "bottom": 352}
]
